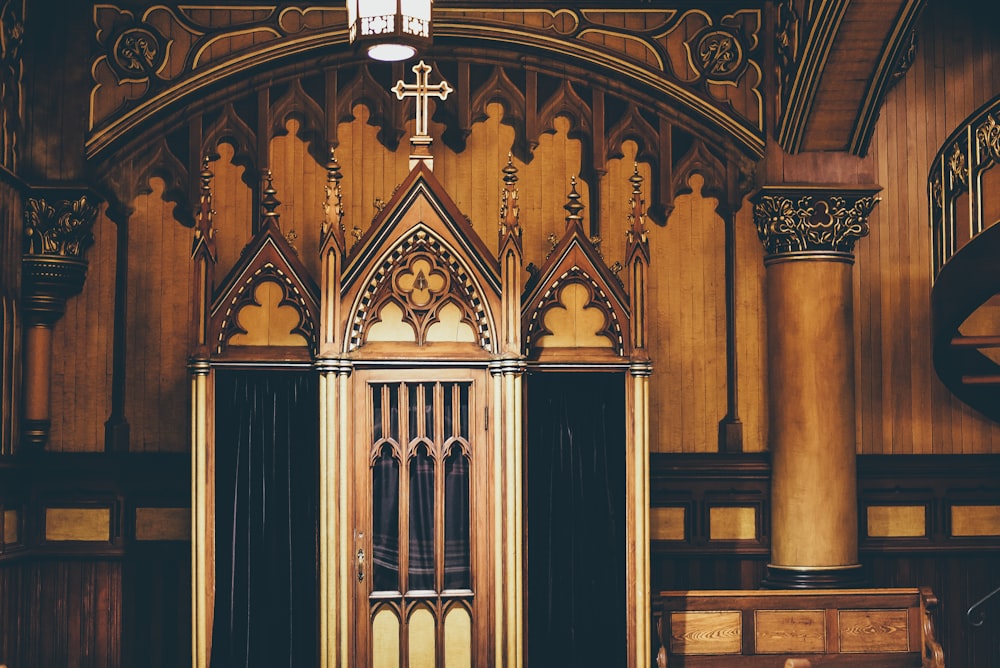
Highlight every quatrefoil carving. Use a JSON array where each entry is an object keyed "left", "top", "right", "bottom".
[{"left": 393, "top": 253, "right": 449, "bottom": 310}]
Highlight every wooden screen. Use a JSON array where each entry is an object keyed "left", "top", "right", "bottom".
[{"left": 354, "top": 371, "right": 486, "bottom": 668}]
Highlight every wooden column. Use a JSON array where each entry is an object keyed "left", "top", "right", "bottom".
[
  {"left": 752, "top": 185, "right": 879, "bottom": 588},
  {"left": 20, "top": 187, "right": 100, "bottom": 449}
]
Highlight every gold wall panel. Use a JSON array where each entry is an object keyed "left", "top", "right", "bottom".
[
  {"left": 709, "top": 506, "right": 757, "bottom": 541},
  {"left": 650, "top": 507, "right": 686, "bottom": 541},
  {"left": 372, "top": 608, "right": 400, "bottom": 668},
  {"left": 3, "top": 508, "right": 17, "bottom": 544},
  {"left": 228, "top": 281, "right": 309, "bottom": 347},
  {"left": 444, "top": 607, "right": 472, "bottom": 668},
  {"left": 754, "top": 610, "right": 825, "bottom": 654},
  {"left": 45, "top": 507, "right": 111, "bottom": 542},
  {"left": 838, "top": 610, "right": 909, "bottom": 653},
  {"left": 951, "top": 505, "right": 1000, "bottom": 537},
  {"left": 866, "top": 505, "right": 926, "bottom": 538},
  {"left": 669, "top": 611, "right": 742, "bottom": 655},
  {"left": 409, "top": 607, "right": 436, "bottom": 668},
  {"left": 135, "top": 507, "right": 190, "bottom": 541}
]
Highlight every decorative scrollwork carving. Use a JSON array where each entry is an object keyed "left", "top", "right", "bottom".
[
  {"left": 23, "top": 194, "right": 100, "bottom": 258},
  {"left": 948, "top": 142, "right": 968, "bottom": 187},
  {"left": 752, "top": 188, "right": 880, "bottom": 257},
  {"left": 976, "top": 114, "right": 1000, "bottom": 165},
  {"left": 112, "top": 27, "right": 163, "bottom": 78},
  {"left": 688, "top": 27, "right": 747, "bottom": 82}
]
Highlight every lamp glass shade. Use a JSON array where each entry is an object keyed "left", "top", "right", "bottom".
[{"left": 348, "top": 0, "right": 432, "bottom": 61}]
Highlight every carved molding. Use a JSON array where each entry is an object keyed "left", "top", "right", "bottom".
[
  {"left": 23, "top": 193, "right": 99, "bottom": 259},
  {"left": 21, "top": 188, "right": 102, "bottom": 326},
  {"left": 88, "top": 4, "right": 765, "bottom": 160},
  {"left": 751, "top": 186, "right": 881, "bottom": 260}
]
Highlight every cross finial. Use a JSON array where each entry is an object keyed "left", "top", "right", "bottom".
[{"left": 391, "top": 60, "right": 453, "bottom": 170}]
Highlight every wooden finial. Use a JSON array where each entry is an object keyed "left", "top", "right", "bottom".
[
  {"left": 261, "top": 169, "right": 281, "bottom": 223},
  {"left": 564, "top": 176, "right": 584, "bottom": 229},
  {"left": 500, "top": 153, "right": 521, "bottom": 239},
  {"left": 627, "top": 162, "right": 648, "bottom": 247},
  {"left": 195, "top": 156, "right": 215, "bottom": 242},
  {"left": 324, "top": 146, "right": 345, "bottom": 236},
  {"left": 199, "top": 156, "right": 213, "bottom": 196}
]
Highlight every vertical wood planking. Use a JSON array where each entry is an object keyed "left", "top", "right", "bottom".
[
  {"left": 860, "top": 0, "right": 1000, "bottom": 454},
  {"left": 123, "top": 181, "right": 194, "bottom": 452},
  {"left": 735, "top": 201, "right": 767, "bottom": 453},
  {"left": 48, "top": 209, "right": 115, "bottom": 452},
  {"left": 211, "top": 143, "right": 255, "bottom": 285},
  {"left": 269, "top": 119, "right": 324, "bottom": 282},
  {"left": 650, "top": 175, "right": 727, "bottom": 452}
]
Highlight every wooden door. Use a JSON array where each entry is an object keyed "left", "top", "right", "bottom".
[{"left": 354, "top": 369, "right": 488, "bottom": 668}]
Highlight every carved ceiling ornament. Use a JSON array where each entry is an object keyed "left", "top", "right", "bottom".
[
  {"left": 350, "top": 229, "right": 491, "bottom": 352},
  {"left": 752, "top": 186, "right": 881, "bottom": 260}
]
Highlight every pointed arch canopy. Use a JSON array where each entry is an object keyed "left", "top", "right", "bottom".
[{"left": 341, "top": 163, "right": 501, "bottom": 358}]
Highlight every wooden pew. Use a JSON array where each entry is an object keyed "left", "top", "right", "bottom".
[{"left": 656, "top": 587, "right": 944, "bottom": 667}]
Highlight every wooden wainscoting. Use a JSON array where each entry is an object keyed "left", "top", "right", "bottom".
[
  {"left": 3, "top": 452, "right": 1000, "bottom": 667},
  {"left": 651, "top": 453, "right": 1000, "bottom": 668},
  {"left": 0, "top": 452, "right": 190, "bottom": 668}
]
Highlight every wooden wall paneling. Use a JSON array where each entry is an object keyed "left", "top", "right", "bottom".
[
  {"left": 433, "top": 102, "right": 513, "bottom": 257},
  {"left": 122, "top": 544, "right": 191, "bottom": 668},
  {"left": 269, "top": 119, "right": 324, "bottom": 282},
  {"left": 650, "top": 176, "right": 727, "bottom": 453},
  {"left": 210, "top": 143, "right": 255, "bottom": 287},
  {"left": 0, "top": 179, "right": 20, "bottom": 455},
  {"left": 24, "top": 559, "right": 122, "bottom": 668},
  {"left": 336, "top": 104, "right": 411, "bottom": 253},
  {"left": 859, "top": 0, "right": 1000, "bottom": 454},
  {"left": 48, "top": 210, "right": 115, "bottom": 453},
  {"left": 517, "top": 116, "right": 588, "bottom": 271},
  {"left": 734, "top": 200, "right": 767, "bottom": 453},
  {"left": 598, "top": 142, "right": 650, "bottom": 282},
  {"left": 123, "top": 181, "right": 193, "bottom": 453}
]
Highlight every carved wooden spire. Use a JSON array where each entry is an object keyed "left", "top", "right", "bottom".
[
  {"left": 192, "top": 156, "right": 216, "bottom": 259},
  {"left": 626, "top": 163, "right": 649, "bottom": 256},
  {"left": 321, "top": 146, "right": 346, "bottom": 253},
  {"left": 191, "top": 156, "right": 217, "bottom": 359},
  {"left": 625, "top": 162, "right": 650, "bottom": 359},
  {"left": 498, "top": 153, "right": 523, "bottom": 355},
  {"left": 261, "top": 169, "right": 281, "bottom": 226},
  {"left": 499, "top": 152, "right": 521, "bottom": 243},
  {"left": 564, "top": 176, "right": 584, "bottom": 231}
]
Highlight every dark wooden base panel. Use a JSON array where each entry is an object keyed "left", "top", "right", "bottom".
[{"left": 761, "top": 564, "right": 867, "bottom": 589}]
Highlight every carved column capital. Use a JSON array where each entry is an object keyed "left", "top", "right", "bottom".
[
  {"left": 21, "top": 187, "right": 102, "bottom": 325},
  {"left": 751, "top": 185, "right": 881, "bottom": 264}
]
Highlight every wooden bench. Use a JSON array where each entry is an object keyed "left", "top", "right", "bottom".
[{"left": 656, "top": 587, "right": 944, "bottom": 667}]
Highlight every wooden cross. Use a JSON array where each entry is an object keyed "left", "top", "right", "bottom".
[{"left": 392, "top": 60, "right": 453, "bottom": 138}]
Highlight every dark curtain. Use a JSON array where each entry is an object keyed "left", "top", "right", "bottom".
[
  {"left": 526, "top": 371, "right": 627, "bottom": 667},
  {"left": 210, "top": 370, "right": 319, "bottom": 668}
]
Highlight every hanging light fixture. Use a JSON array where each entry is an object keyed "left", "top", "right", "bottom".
[{"left": 348, "top": 0, "right": 433, "bottom": 62}]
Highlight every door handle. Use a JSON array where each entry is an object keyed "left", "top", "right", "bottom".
[{"left": 357, "top": 547, "right": 365, "bottom": 582}]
